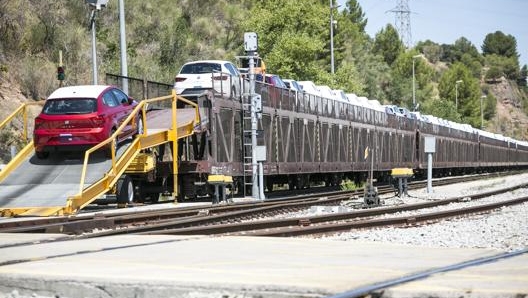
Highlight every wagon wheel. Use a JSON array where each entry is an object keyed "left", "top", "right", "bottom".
[{"left": 116, "top": 175, "right": 134, "bottom": 207}]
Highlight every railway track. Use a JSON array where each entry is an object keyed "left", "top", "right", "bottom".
[
  {"left": 0, "top": 173, "right": 525, "bottom": 241},
  {"left": 136, "top": 183, "right": 528, "bottom": 237},
  {"left": 0, "top": 172, "right": 510, "bottom": 234}
]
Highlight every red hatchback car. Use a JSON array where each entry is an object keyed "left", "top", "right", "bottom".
[{"left": 33, "top": 85, "right": 140, "bottom": 159}]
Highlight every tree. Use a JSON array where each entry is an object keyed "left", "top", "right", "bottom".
[
  {"left": 332, "top": 60, "right": 365, "bottom": 94},
  {"left": 485, "top": 54, "right": 520, "bottom": 80},
  {"left": 460, "top": 53, "right": 482, "bottom": 79},
  {"left": 372, "top": 24, "right": 403, "bottom": 66},
  {"left": 422, "top": 99, "right": 461, "bottom": 122},
  {"left": 416, "top": 40, "right": 442, "bottom": 63},
  {"left": 482, "top": 31, "right": 519, "bottom": 58},
  {"left": 440, "top": 37, "right": 483, "bottom": 69},
  {"left": 437, "top": 63, "right": 482, "bottom": 127},
  {"left": 485, "top": 66, "right": 502, "bottom": 82},
  {"left": 387, "top": 51, "right": 435, "bottom": 109},
  {"left": 519, "top": 65, "right": 527, "bottom": 86},
  {"left": 343, "top": 0, "right": 367, "bottom": 32},
  {"left": 244, "top": 0, "right": 370, "bottom": 96},
  {"left": 263, "top": 32, "right": 325, "bottom": 80},
  {"left": 483, "top": 93, "right": 497, "bottom": 121},
  {"left": 244, "top": 0, "right": 328, "bottom": 80},
  {"left": 452, "top": 37, "right": 481, "bottom": 61},
  {"left": 482, "top": 31, "right": 520, "bottom": 80}
]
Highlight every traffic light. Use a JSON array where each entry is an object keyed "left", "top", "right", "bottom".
[{"left": 57, "top": 66, "right": 65, "bottom": 81}]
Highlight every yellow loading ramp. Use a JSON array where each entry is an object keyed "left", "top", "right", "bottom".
[{"left": 0, "top": 92, "right": 200, "bottom": 217}]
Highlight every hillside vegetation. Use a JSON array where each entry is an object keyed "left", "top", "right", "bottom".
[{"left": 1, "top": 0, "right": 527, "bottom": 162}]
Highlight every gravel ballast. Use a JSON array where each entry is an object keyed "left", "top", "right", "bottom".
[{"left": 325, "top": 173, "right": 528, "bottom": 251}]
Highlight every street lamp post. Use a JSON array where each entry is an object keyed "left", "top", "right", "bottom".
[
  {"left": 90, "top": 10, "right": 98, "bottom": 84},
  {"left": 330, "top": 0, "right": 334, "bottom": 74},
  {"left": 412, "top": 54, "right": 424, "bottom": 111},
  {"left": 86, "top": 0, "right": 108, "bottom": 85},
  {"left": 118, "top": 0, "right": 128, "bottom": 94},
  {"left": 455, "top": 80, "right": 463, "bottom": 110},
  {"left": 329, "top": 1, "right": 339, "bottom": 74}
]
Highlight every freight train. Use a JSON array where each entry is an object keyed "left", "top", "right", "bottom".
[{"left": 166, "top": 74, "right": 528, "bottom": 200}]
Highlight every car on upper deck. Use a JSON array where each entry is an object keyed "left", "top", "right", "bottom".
[
  {"left": 33, "top": 85, "right": 140, "bottom": 159},
  {"left": 298, "top": 81, "right": 321, "bottom": 97},
  {"left": 261, "top": 74, "right": 287, "bottom": 88},
  {"left": 283, "top": 79, "right": 302, "bottom": 92},
  {"left": 174, "top": 60, "right": 242, "bottom": 99}
]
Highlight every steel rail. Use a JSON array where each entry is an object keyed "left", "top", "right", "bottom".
[
  {"left": 139, "top": 183, "right": 528, "bottom": 236},
  {"left": 250, "top": 195, "right": 528, "bottom": 237},
  {"left": 1, "top": 174, "right": 524, "bottom": 235},
  {"left": 327, "top": 248, "right": 528, "bottom": 298}
]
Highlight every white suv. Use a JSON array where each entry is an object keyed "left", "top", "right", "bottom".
[{"left": 174, "top": 60, "right": 242, "bottom": 99}]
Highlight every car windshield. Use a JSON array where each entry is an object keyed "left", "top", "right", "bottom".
[
  {"left": 42, "top": 98, "right": 97, "bottom": 115},
  {"left": 180, "top": 63, "right": 222, "bottom": 74}
]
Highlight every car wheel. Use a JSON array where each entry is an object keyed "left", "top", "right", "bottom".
[
  {"left": 36, "top": 151, "right": 49, "bottom": 159},
  {"left": 116, "top": 175, "right": 134, "bottom": 206}
]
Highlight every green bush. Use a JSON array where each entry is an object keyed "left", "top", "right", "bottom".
[{"left": 485, "top": 66, "right": 503, "bottom": 82}]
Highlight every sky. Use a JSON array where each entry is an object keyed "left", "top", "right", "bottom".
[{"left": 337, "top": 0, "right": 528, "bottom": 66}]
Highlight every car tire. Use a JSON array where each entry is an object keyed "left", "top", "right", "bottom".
[{"left": 116, "top": 175, "right": 134, "bottom": 206}]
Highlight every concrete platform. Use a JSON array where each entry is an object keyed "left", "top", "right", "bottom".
[{"left": 0, "top": 233, "right": 526, "bottom": 298}]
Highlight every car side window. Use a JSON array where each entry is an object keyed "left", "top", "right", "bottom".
[
  {"left": 224, "top": 63, "right": 239, "bottom": 76},
  {"left": 111, "top": 89, "right": 129, "bottom": 105},
  {"left": 102, "top": 92, "right": 119, "bottom": 107}
]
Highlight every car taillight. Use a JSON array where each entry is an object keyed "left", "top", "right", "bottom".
[
  {"left": 92, "top": 115, "right": 105, "bottom": 127},
  {"left": 34, "top": 117, "right": 44, "bottom": 129},
  {"left": 175, "top": 77, "right": 186, "bottom": 82},
  {"left": 213, "top": 75, "right": 229, "bottom": 81}
]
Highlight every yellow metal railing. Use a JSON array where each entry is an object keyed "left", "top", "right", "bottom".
[
  {"left": 0, "top": 101, "right": 44, "bottom": 142},
  {"left": 0, "top": 101, "right": 44, "bottom": 183},
  {"left": 65, "top": 90, "right": 200, "bottom": 214}
]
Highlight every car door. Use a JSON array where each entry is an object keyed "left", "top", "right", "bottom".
[
  {"left": 101, "top": 90, "right": 126, "bottom": 139},
  {"left": 110, "top": 88, "right": 135, "bottom": 136}
]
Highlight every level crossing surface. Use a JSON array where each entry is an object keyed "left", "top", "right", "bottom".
[{"left": 0, "top": 233, "right": 525, "bottom": 298}]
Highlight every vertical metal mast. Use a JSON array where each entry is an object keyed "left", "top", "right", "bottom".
[
  {"left": 249, "top": 54, "right": 258, "bottom": 198},
  {"left": 330, "top": 0, "right": 335, "bottom": 74},
  {"left": 243, "top": 32, "right": 261, "bottom": 199},
  {"left": 86, "top": 0, "right": 108, "bottom": 84},
  {"left": 90, "top": 10, "right": 98, "bottom": 84},
  {"left": 118, "top": 0, "right": 128, "bottom": 94}
]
